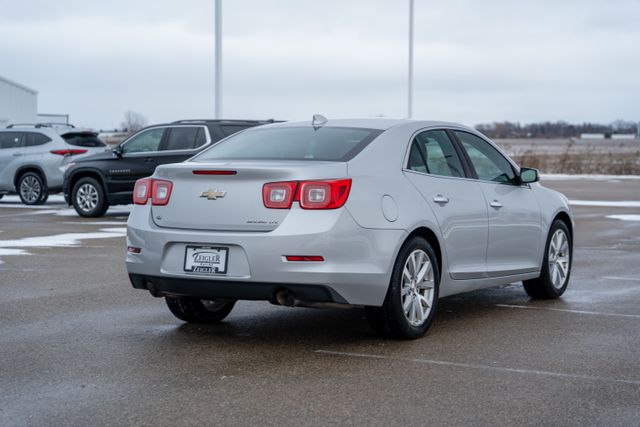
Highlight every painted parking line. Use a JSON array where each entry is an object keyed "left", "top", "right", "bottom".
[
  {"left": 603, "top": 276, "right": 640, "bottom": 282},
  {"left": 315, "top": 350, "right": 640, "bottom": 386},
  {"left": 496, "top": 304, "right": 640, "bottom": 319}
]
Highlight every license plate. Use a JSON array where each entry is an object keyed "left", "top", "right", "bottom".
[{"left": 184, "top": 246, "right": 228, "bottom": 275}]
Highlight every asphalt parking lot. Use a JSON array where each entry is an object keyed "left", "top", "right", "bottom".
[{"left": 1, "top": 177, "right": 639, "bottom": 426}]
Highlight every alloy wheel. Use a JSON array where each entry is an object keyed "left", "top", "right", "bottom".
[
  {"left": 548, "top": 229, "right": 570, "bottom": 289},
  {"left": 20, "top": 176, "right": 41, "bottom": 204},
  {"left": 76, "top": 183, "right": 99, "bottom": 212},
  {"left": 401, "top": 249, "right": 435, "bottom": 326}
]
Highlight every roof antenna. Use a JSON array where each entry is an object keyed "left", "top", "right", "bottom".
[{"left": 312, "top": 114, "right": 327, "bottom": 130}]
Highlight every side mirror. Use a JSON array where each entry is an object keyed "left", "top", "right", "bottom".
[
  {"left": 112, "top": 146, "right": 123, "bottom": 158},
  {"left": 520, "top": 167, "right": 539, "bottom": 184}
]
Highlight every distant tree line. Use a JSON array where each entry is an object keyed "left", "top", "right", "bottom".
[{"left": 475, "top": 120, "right": 638, "bottom": 138}]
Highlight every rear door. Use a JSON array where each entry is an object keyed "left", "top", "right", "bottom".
[
  {"left": 403, "top": 129, "right": 489, "bottom": 280},
  {"left": 155, "top": 125, "right": 209, "bottom": 165},
  {"left": 453, "top": 130, "right": 542, "bottom": 276},
  {"left": 0, "top": 132, "right": 25, "bottom": 191}
]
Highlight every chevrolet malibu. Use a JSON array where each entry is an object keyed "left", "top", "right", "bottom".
[{"left": 126, "top": 118, "right": 573, "bottom": 339}]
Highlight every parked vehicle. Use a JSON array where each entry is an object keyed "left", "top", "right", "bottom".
[
  {"left": 63, "top": 119, "right": 276, "bottom": 217},
  {"left": 125, "top": 117, "right": 574, "bottom": 339},
  {"left": 0, "top": 123, "right": 107, "bottom": 205}
]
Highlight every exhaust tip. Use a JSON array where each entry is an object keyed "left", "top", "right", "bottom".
[{"left": 275, "top": 290, "right": 296, "bottom": 307}]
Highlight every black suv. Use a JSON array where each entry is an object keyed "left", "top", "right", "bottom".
[{"left": 63, "top": 119, "right": 274, "bottom": 217}]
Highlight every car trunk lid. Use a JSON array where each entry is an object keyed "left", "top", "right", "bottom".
[{"left": 151, "top": 160, "right": 348, "bottom": 232}]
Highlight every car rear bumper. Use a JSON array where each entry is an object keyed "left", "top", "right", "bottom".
[{"left": 125, "top": 204, "right": 406, "bottom": 306}]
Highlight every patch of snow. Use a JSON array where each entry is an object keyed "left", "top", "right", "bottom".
[
  {"left": 606, "top": 214, "right": 640, "bottom": 222},
  {"left": 542, "top": 174, "right": 640, "bottom": 181},
  {"left": 570, "top": 200, "right": 640, "bottom": 208}
]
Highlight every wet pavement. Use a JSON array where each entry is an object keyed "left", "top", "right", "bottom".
[{"left": 1, "top": 178, "right": 639, "bottom": 426}]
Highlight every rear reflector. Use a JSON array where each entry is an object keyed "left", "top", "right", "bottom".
[
  {"left": 50, "top": 149, "right": 88, "bottom": 156},
  {"left": 127, "top": 246, "right": 142, "bottom": 254},
  {"left": 285, "top": 255, "right": 324, "bottom": 262},
  {"left": 192, "top": 170, "right": 237, "bottom": 175}
]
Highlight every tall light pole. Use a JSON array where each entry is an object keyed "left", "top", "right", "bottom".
[
  {"left": 214, "top": 0, "right": 222, "bottom": 119},
  {"left": 407, "top": 0, "right": 414, "bottom": 119}
]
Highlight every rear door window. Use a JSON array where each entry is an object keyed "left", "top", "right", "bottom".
[
  {"left": 196, "top": 127, "right": 382, "bottom": 162},
  {"left": 406, "top": 130, "right": 465, "bottom": 178},
  {"left": 122, "top": 128, "right": 165, "bottom": 154},
  {"left": 0, "top": 132, "right": 24, "bottom": 149},
  {"left": 161, "top": 127, "right": 203, "bottom": 151},
  {"left": 62, "top": 133, "right": 106, "bottom": 147},
  {"left": 24, "top": 133, "right": 52, "bottom": 147}
]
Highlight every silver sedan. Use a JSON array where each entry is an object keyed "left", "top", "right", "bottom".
[{"left": 126, "top": 118, "right": 573, "bottom": 339}]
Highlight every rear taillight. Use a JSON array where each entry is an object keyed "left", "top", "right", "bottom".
[
  {"left": 262, "top": 179, "right": 351, "bottom": 210},
  {"left": 133, "top": 178, "right": 173, "bottom": 206},
  {"left": 133, "top": 178, "right": 152, "bottom": 205},
  {"left": 299, "top": 179, "right": 351, "bottom": 210},
  {"left": 262, "top": 181, "right": 298, "bottom": 209},
  {"left": 151, "top": 179, "right": 173, "bottom": 206},
  {"left": 50, "top": 149, "right": 88, "bottom": 156}
]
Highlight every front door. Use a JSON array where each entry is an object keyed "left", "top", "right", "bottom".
[
  {"left": 453, "top": 131, "right": 542, "bottom": 276},
  {"left": 0, "top": 132, "right": 25, "bottom": 192},
  {"left": 403, "top": 129, "right": 489, "bottom": 280}
]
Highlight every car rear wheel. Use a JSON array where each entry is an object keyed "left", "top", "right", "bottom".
[
  {"left": 72, "top": 177, "right": 108, "bottom": 217},
  {"left": 165, "top": 297, "right": 235, "bottom": 323},
  {"left": 366, "top": 236, "right": 439, "bottom": 339},
  {"left": 18, "top": 172, "right": 48, "bottom": 205},
  {"left": 523, "top": 220, "right": 572, "bottom": 299}
]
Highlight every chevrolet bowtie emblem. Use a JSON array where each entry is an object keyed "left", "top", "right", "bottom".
[{"left": 200, "top": 189, "right": 227, "bottom": 200}]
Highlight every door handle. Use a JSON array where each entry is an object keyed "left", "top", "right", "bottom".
[
  {"left": 490, "top": 200, "right": 503, "bottom": 208},
  {"left": 144, "top": 157, "right": 155, "bottom": 163},
  {"left": 433, "top": 195, "right": 450, "bottom": 204},
  {"left": 12, "top": 152, "right": 22, "bottom": 157}
]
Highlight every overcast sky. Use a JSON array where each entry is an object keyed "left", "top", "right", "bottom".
[{"left": 1, "top": 0, "right": 639, "bottom": 129}]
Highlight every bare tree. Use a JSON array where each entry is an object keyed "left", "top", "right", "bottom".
[{"left": 121, "top": 111, "right": 148, "bottom": 134}]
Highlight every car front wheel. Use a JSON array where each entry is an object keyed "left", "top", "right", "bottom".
[
  {"left": 18, "top": 172, "right": 47, "bottom": 205},
  {"left": 165, "top": 297, "right": 236, "bottom": 323},
  {"left": 366, "top": 236, "right": 440, "bottom": 339},
  {"left": 523, "top": 220, "right": 572, "bottom": 299},
  {"left": 72, "top": 177, "right": 108, "bottom": 217}
]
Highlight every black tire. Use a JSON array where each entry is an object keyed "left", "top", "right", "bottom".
[
  {"left": 523, "top": 220, "right": 572, "bottom": 299},
  {"left": 165, "top": 297, "right": 236, "bottom": 323},
  {"left": 366, "top": 236, "right": 440, "bottom": 339},
  {"left": 71, "top": 177, "right": 108, "bottom": 217},
  {"left": 17, "top": 172, "right": 47, "bottom": 205}
]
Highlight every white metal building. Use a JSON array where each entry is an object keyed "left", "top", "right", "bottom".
[{"left": 0, "top": 75, "right": 38, "bottom": 128}]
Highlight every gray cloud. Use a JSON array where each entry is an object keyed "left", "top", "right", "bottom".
[{"left": 0, "top": 0, "right": 638, "bottom": 129}]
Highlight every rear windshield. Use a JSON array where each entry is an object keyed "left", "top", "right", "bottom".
[
  {"left": 62, "top": 133, "right": 106, "bottom": 147},
  {"left": 195, "top": 126, "right": 382, "bottom": 162}
]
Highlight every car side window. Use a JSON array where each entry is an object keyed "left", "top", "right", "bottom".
[
  {"left": 24, "top": 133, "right": 52, "bottom": 147},
  {"left": 161, "top": 127, "right": 202, "bottom": 151},
  {"left": 406, "top": 130, "right": 464, "bottom": 178},
  {"left": 454, "top": 131, "right": 516, "bottom": 183},
  {"left": 122, "top": 128, "right": 165, "bottom": 154},
  {"left": 0, "top": 132, "right": 24, "bottom": 149}
]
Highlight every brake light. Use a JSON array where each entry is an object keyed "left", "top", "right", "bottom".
[
  {"left": 263, "top": 179, "right": 351, "bottom": 210},
  {"left": 299, "top": 179, "right": 351, "bottom": 210},
  {"left": 151, "top": 179, "right": 173, "bottom": 206},
  {"left": 133, "top": 178, "right": 174, "bottom": 205},
  {"left": 133, "top": 178, "right": 152, "bottom": 205},
  {"left": 262, "top": 181, "right": 298, "bottom": 209},
  {"left": 192, "top": 170, "right": 237, "bottom": 175},
  {"left": 50, "top": 149, "right": 88, "bottom": 156}
]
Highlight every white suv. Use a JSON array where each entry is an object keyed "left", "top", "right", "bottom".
[{"left": 0, "top": 124, "right": 108, "bottom": 205}]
